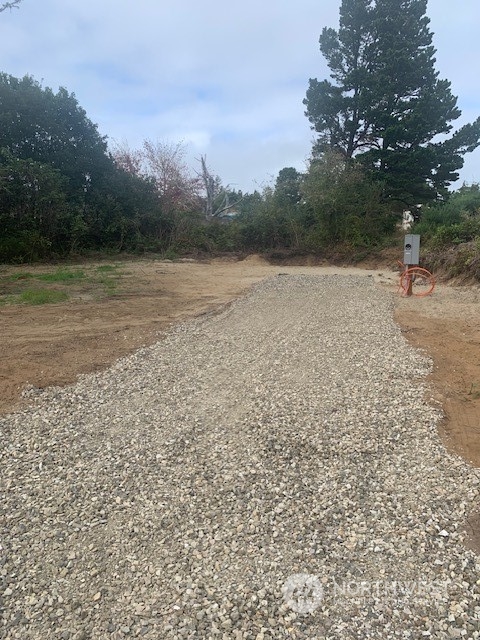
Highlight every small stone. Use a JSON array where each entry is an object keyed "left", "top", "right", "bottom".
[{"left": 1, "top": 273, "right": 480, "bottom": 639}]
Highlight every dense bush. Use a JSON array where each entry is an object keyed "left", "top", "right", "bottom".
[
  {"left": 413, "top": 184, "right": 480, "bottom": 247},
  {"left": 2, "top": 71, "right": 475, "bottom": 268},
  {"left": 413, "top": 184, "right": 480, "bottom": 281}
]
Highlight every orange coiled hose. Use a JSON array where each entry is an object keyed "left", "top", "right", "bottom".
[{"left": 398, "top": 263, "right": 435, "bottom": 297}]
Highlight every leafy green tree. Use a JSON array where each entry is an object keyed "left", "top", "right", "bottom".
[
  {"left": 302, "top": 150, "right": 394, "bottom": 249},
  {"left": 0, "top": 74, "right": 111, "bottom": 197},
  {"left": 452, "top": 183, "right": 480, "bottom": 216},
  {"left": 0, "top": 151, "right": 71, "bottom": 260},
  {"left": 304, "top": 0, "right": 480, "bottom": 206},
  {"left": 232, "top": 185, "right": 299, "bottom": 252},
  {"left": 236, "top": 190, "right": 263, "bottom": 218},
  {"left": 85, "top": 166, "right": 167, "bottom": 251},
  {"left": 274, "top": 167, "right": 302, "bottom": 208},
  {"left": 0, "top": 73, "right": 174, "bottom": 259}
]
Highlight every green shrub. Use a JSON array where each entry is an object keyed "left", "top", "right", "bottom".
[
  {"left": 8, "top": 272, "right": 35, "bottom": 281},
  {"left": 19, "top": 289, "right": 69, "bottom": 305},
  {"left": 428, "top": 219, "right": 480, "bottom": 249},
  {"left": 96, "top": 264, "right": 119, "bottom": 272},
  {"left": 38, "top": 269, "right": 86, "bottom": 282}
]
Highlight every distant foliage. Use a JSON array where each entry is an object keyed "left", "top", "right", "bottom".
[
  {"left": 0, "top": 74, "right": 171, "bottom": 261},
  {"left": 302, "top": 152, "right": 395, "bottom": 250},
  {"left": 3, "top": 64, "right": 475, "bottom": 266},
  {"left": 413, "top": 184, "right": 480, "bottom": 246}
]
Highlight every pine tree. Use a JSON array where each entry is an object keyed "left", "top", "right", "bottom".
[{"left": 304, "top": 0, "right": 480, "bottom": 206}]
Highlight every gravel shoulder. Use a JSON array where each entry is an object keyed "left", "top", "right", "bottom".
[{"left": 1, "top": 274, "right": 480, "bottom": 639}]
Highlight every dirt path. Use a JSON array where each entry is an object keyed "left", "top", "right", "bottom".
[
  {"left": 1, "top": 255, "right": 479, "bottom": 474},
  {"left": 394, "top": 283, "right": 480, "bottom": 467}
]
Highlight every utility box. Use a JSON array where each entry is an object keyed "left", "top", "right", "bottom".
[{"left": 404, "top": 234, "right": 420, "bottom": 265}]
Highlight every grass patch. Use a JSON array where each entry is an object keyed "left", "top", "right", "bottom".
[
  {"left": 96, "top": 275, "right": 119, "bottom": 293},
  {"left": 93, "top": 264, "right": 123, "bottom": 295},
  {"left": 19, "top": 289, "right": 69, "bottom": 305},
  {"left": 0, "top": 262, "right": 126, "bottom": 304},
  {"left": 8, "top": 272, "right": 35, "bottom": 281},
  {"left": 96, "top": 264, "right": 119, "bottom": 273},
  {"left": 37, "top": 268, "right": 86, "bottom": 283}
]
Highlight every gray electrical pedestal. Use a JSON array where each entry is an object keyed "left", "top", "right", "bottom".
[{"left": 404, "top": 234, "right": 420, "bottom": 265}]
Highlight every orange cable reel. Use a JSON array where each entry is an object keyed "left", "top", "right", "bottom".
[{"left": 398, "top": 261, "right": 435, "bottom": 297}]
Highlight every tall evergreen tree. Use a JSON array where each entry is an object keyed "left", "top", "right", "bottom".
[{"left": 304, "top": 0, "right": 480, "bottom": 206}]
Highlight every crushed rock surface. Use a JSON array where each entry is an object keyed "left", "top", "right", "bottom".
[{"left": 1, "top": 274, "right": 479, "bottom": 639}]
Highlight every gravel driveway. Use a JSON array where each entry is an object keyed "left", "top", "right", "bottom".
[{"left": 1, "top": 274, "right": 479, "bottom": 639}]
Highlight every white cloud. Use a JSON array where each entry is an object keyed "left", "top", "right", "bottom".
[{"left": 0, "top": 0, "right": 479, "bottom": 190}]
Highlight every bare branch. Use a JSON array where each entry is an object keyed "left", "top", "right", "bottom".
[
  {"left": 0, "top": 1, "right": 23, "bottom": 14},
  {"left": 199, "top": 155, "right": 220, "bottom": 219},
  {"left": 213, "top": 196, "right": 244, "bottom": 218},
  {"left": 142, "top": 139, "right": 201, "bottom": 215},
  {"left": 197, "top": 155, "right": 243, "bottom": 219},
  {"left": 110, "top": 139, "right": 143, "bottom": 176}
]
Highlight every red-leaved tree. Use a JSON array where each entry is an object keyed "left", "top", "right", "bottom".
[{"left": 112, "top": 139, "right": 201, "bottom": 216}]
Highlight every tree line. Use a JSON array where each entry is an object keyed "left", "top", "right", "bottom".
[{"left": 1, "top": 0, "right": 479, "bottom": 264}]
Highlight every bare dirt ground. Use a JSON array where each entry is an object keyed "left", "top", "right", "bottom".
[
  {"left": 395, "top": 286, "right": 480, "bottom": 464},
  {"left": 394, "top": 282, "right": 480, "bottom": 551},
  {"left": 1, "top": 255, "right": 479, "bottom": 478},
  {"left": 0, "top": 256, "right": 376, "bottom": 414}
]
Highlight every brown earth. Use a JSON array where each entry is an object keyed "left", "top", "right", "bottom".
[
  {"left": 393, "top": 281, "right": 480, "bottom": 551},
  {"left": 0, "top": 256, "right": 379, "bottom": 414},
  {"left": 1, "top": 256, "right": 479, "bottom": 498},
  {"left": 395, "top": 287, "right": 480, "bottom": 467}
]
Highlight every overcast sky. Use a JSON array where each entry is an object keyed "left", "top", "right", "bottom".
[{"left": 1, "top": 0, "right": 479, "bottom": 192}]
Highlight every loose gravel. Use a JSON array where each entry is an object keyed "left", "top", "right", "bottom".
[{"left": 1, "top": 274, "right": 480, "bottom": 639}]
